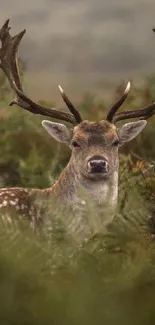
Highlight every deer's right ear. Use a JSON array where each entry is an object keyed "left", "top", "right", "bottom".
[{"left": 42, "top": 120, "right": 73, "bottom": 145}]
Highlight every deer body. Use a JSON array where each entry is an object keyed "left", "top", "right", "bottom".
[
  {"left": 0, "top": 160, "right": 118, "bottom": 230},
  {"left": 0, "top": 19, "right": 154, "bottom": 233},
  {"left": 0, "top": 119, "right": 146, "bottom": 230}
]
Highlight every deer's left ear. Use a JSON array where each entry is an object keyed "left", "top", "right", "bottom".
[
  {"left": 42, "top": 120, "right": 73, "bottom": 145},
  {"left": 118, "top": 120, "right": 147, "bottom": 145}
]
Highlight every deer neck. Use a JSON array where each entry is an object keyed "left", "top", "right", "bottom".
[{"left": 47, "top": 162, "right": 118, "bottom": 210}]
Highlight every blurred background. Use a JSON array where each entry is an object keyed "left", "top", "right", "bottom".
[{"left": 1, "top": 0, "right": 155, "bottom": 101}]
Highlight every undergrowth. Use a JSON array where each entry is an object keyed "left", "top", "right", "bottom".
[{"left": 0, "top": 73, "right": 155, "bottom": 324}]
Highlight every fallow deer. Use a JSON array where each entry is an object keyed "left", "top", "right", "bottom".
[{"left": 0, "top": 19, "right": 155, "bottom": 231}]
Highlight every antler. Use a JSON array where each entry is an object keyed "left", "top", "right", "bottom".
[
  {"left": 106, "top": 81, "right": 131, "bottom": 122},
  {"left": 113, "top": 101, "right": 155, "bottom": 123},
  {"left": 106, "top": 80, "right": 155, "bottom": 124},
  {"left": 1, "top": 20, "right": 155, "bottom": 126},
  {"left": 58, "top": 85, "right": 82, "bottom": 123},
  {"left": 0, "top": 19, "right": 82, "bottom": 125}
]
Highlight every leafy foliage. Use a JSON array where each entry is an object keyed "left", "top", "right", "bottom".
[{"left": 0, "top": 72, "right": 155, "bottom": 324}]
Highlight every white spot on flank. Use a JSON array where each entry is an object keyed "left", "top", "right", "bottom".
[
  {"left": 20, "top": 189, "right": 28, "bottom": 193},
  {"left": 0, "top": 192, "right": 6, "bottom": 196},
  {"left": 0, "top": 191, "right": 11, "bottom": 196},
  {"left": 10, "top": 200, "right": 17, "bottom": 206},
  {"left": 11, "top": 193, "right": 15, "bottom": 197},
  {"left": 3, "top": 200, "right": 8, "bottom": 207}
]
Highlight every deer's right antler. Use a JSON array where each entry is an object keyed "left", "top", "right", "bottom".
[{"left": 0, "top": 19, "right": 82, "bottom": 125}]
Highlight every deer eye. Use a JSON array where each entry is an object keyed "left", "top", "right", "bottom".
[
  {"left": 112, "top": 139, "right": 120, "bottom": 147},
  {"left": 72, "top": 140, "right": 81, "bottom": 148}
]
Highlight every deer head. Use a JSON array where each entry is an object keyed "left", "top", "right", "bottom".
[{"left": 42, "top": 110, "right": 146, "bottom": 182}]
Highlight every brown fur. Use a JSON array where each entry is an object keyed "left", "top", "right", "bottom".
[{"left": 0, "top": 118, "right": 146, "bottom": 232}]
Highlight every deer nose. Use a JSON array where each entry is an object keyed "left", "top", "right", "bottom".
[{"left": 87, "top": 157, "right": 109, "bottom": 173}]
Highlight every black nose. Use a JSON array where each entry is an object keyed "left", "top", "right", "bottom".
[{"left": 88, "top": 158, "right": 109, "bottom": 173}]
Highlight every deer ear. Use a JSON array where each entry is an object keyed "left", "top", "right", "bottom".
[
  {"left": 118, "top": 120, "right": 147, "bottom": 145},
  {"left": 42, "top": 120, "right": 73, "bottom": 144}
]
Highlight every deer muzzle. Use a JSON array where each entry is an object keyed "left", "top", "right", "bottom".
[{"left": 87, "top": 156, "right": 109, "bottom": 174}]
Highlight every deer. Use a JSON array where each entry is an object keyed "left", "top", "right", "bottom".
[{"left": 0, "top": 19, "right": 155, "bottom": 233}]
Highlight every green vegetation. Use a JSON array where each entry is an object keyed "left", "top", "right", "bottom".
[{"left": 0, "top": 70, "right": 155, "bottom": 324}]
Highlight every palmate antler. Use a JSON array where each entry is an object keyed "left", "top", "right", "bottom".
[
  {"left": 0, "top": 19, "right": 82, "bottom": 125},
  {"left": 1, "top": 19, "right": 155, "bottom": 126}
]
